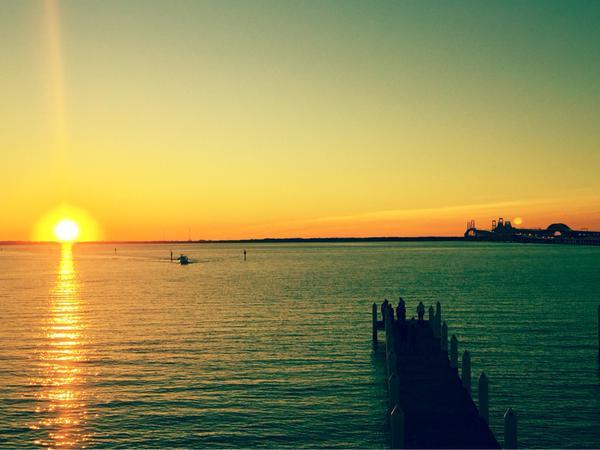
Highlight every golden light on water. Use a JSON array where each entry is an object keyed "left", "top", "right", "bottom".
[{"left": 31, "top": 244, "right": 91, "bottom": 447}]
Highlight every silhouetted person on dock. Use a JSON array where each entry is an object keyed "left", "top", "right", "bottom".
[
  {"left": 397, "top": 298, "right": 406, "bottom": 322},
  {"left": 417, "top": 301, "right": 425, "bottom": 321},
  {"left": 381, "top": 299, "right": 389, "bottom": 319},
  {"left": 243, "top": 249, "right": 247, "bottom": 261}
]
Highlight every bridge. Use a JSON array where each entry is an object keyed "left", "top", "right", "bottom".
[{"left": 464, "top": 218, "right": 600, "bottom": 245}]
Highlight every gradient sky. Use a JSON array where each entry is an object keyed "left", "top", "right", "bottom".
[{"left": 2, "top": 0, "right": 600, "bottom": 240}]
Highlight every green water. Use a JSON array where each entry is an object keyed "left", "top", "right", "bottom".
[{"left": 0, "top": 242, "right": 598, "bottom": 448}]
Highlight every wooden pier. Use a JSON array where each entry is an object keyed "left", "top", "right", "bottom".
[{"left": 373, "top": 299, "right": 516, "bottom": 449}]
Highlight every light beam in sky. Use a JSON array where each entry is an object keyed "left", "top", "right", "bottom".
[{"left": 43, "top": 0, "right": 69, "bottom": 179}]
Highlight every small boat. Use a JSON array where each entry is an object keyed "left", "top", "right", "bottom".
[{"left": 179, "top": 254, "right": 189, "bottom": 265}]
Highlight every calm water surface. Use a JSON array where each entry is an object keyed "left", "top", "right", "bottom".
[{"left": 0, "top": 242, "right": 599, "bottom": 448}]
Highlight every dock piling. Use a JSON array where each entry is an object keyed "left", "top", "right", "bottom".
[
  {"left": 478, "top": 372, "right": 489, "bottom": 424},
  {"left": 372, "top": 303, "right": 378, "bottom": 344},
  {"left": 450, "top": 335, "right": 458, "bottom": 370},
  {"left": 389, "top": 351, "right": 398, "bottom": 377},
  {"left": 390, "top": 405, "right": 405, "bottom": 449},
  {"left": 384, "top": 309, "right": 391, "bottom": 347},
  {"left": 504, "top": 408, "right": 517, "bottom": 449},
  {"left": 462, "top": 350, "right": 471, "bottom": 393},
  {"left": 441, "top": 322, "right": 448, "bottom": 353},
  {"left": 435, "top": 301, "right": 441, "bottom": 338},
  {"left": 389, "top": 373, "right": 400, "bottom": 412}
]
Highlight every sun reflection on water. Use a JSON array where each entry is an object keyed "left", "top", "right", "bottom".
[{"left": 31, "top": 243, "right": 91, "bottom": 448}]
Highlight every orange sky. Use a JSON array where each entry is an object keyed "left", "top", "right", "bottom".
[{"left": 2, "top": 1, "right": 600, "bottom": 241}]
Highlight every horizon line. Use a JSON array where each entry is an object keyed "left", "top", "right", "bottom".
[{"left": 0, "top": 235, "right": 465, "bottom": 245}]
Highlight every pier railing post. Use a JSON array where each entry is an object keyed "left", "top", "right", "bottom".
[
  {"left": 504, "top": 408, "right": 517, "bottom": 449},
  {"left": 389, "top": 373, "right": 399, "bottom": 412},
  {"left": 441, "top": 322, "right": 448, "bottom": 353},
  {"left": 462, "top": 350, "right": 471, "bottom": 393},
  {"left": 450, "top": 335, "right": 458, "bottom": 370},
  {"left": 372, "top": 303, "right": 378, "bottom": 344},
  {"left": 384, "top": 307, "right": 390, "bottom": 353},
  {"left": 385, "top": 304, "right": 395, "bottom": 376},
  {"left": 389, "top": 351, "right": 398, "bottom": 377},
  {"left": 390, "top": 405, "right": 404, "bottom": 449},
  {"left": 478, "top": 372, "right": 489, "bottom": 424},
  {"left": 434, "top": 301, "right": 441, "bottom": 338}
]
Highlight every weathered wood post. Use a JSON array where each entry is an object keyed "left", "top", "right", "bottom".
[
  {"left": 385, "top": 304, "right": 395, "bottom": 376},
  {"left": 372, "top": 303, "right": 378, "bottom": 344},
  {"left": 478, "top": 372, "right": 489, "bottom": 424},
  {"left": 441, "top": 322, "right": 448, "bottom": 353},
  {"left": 389, "top": 373, "right": 399, "bottom": 412},
  {"left": 387, "top": 304, "right": 395, "bottom": 345},
  {"left": 450, "top": 335, "right": 458, "bottom": 370},
  {"left": 385, "top": 304, "right": 391, "bottom": 349},
  {"left": 461, "top": 350, "right": 471, "bottom": 393},
  {"left": 389, "top": 305, "right": 398, "bottom": 369},
  {"left": 504, "top": 408, "right": 517, "bottom": 449},
  {"left": 389, "top": 351, "right": 398, "bottom": 376},
  {"left": 390, "top": 405, "right": 404, "bottom": 449},
  {"left": 428, "top": 305, "right": 434, "bottom": 324},
  {"left": 381, "top": 301, "right": 390, "bottom": 372},
  {"left": 434, "top": 301, "right": 441, "bottom": 338}
]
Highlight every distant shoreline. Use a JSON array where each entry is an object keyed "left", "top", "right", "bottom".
[{"left": 0, "top": 236, "right": 464, "bottom": 245}]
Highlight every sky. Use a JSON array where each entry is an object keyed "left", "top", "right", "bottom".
[{"left": 1, "top": 0, "right": 599, "bottom": 240}]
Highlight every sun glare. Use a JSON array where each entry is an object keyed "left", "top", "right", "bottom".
[
  {"left": 54, "top": 219, "right": 80, "bottom": 242},
  {"left": 33, "top": 204, "right": 101, "bottom": 242}
]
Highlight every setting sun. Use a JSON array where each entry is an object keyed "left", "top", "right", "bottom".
[
  {"left": 54, "top": 219, "right": 80, "bottom": 242},
  {"left": 32, "top": 204, "right": 101, "bottom": 242}
]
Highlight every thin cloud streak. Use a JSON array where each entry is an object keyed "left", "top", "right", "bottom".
[{"left": 242, "top": 195, "right": 600, "bottom": 238}]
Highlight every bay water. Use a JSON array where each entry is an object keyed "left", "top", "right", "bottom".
[{"left": 0, "top": 242, "right": 599, "bottom": 448}]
